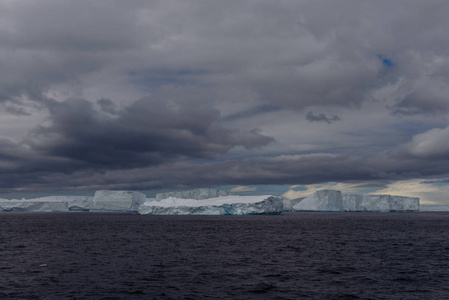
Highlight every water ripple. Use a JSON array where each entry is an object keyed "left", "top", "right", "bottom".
[{"left": 1, "top": 212, "right": 449, "bottom": 299}]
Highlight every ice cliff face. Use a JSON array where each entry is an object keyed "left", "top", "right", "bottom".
[
  {"left": 33, "top": 196, "right": 95, "bottom": 211},
  {"left": 92, "top": 190, "right": 146, "bottom": 211},
  {"left": 283, "top": 198, "right": 305, "bottom": 211},
  {"left": 155, "top": 188, "right": 229, "bottom": 201},
  {"left": 291, "top": 190, "right": 420, "bottom": 212},
  {"left": 138, "top": 195, "right": 283, "bottom": 215},
  {"left": 291, "top": 190, "right": 344, "bottom": 212}
]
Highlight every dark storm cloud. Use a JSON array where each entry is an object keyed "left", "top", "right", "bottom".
[
  {"left": 0, "top": 95, "right": 273, "bottom": 192},
  {"left": 306, "top": 112, "right": 340, "bottom": 124},
  {"left": 173, "top": 152, "right": 449, "bottom": 189},
  {"left": 2, "top": 127, "right": 449, "bottom": 193},
  {"left": 2, "top": 1, "right": 449, "bottom": 193},
  {"left": 6, "top": 149, "right": 449, "bottom": 193},
  {"left": 25, "top": 97, "right": 273, "bottom": 169}
]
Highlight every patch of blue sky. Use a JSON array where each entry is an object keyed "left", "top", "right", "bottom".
[{"left": 377, "top": 55, "right": 394, "bottom": 67}]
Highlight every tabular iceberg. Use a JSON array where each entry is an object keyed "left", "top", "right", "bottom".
[
  {"left": 0, "top": 191, "right": 146, "bottom": 213},
  {"left": 138, "top": 195, "right": 283, "bottom": 215},
  {"left": 0, "top": 198, "right": 69, "bottom": 212},
  {"left": 291, "top": 189, "right": 419, "bottom": 212},
  {"left": 0, "top": 188, "right": 421, "bottom": 214},
  {"left": 33, "top": 196, "right": 95, "bottom": 211}
]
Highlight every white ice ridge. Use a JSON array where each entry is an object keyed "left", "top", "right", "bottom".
[
  {"left": 138, "top": 195, "right": 284, "bottom": 215},
  {"left": 290, "top": 190, "right": 420, "bottom": 212}
]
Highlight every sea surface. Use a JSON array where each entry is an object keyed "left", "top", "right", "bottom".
[{"left": 1, "top": 212, "right": 449, "bottom": 299}]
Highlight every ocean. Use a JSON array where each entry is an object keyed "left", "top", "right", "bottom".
[{"left": 1, "top": 212, "right": 449, "bottom": 299}]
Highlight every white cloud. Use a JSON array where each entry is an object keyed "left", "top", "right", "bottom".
[{"left": 409, "top": 126, "right": 449, "bottom": 158}]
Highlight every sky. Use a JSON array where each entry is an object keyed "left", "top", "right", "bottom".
[{"left": 1, "top": 1, "right": 449, "bottom": 204}]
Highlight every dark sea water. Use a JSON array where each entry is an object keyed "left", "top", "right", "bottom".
[{"left": 1, "top": 212, "right": 449, "bottom": 299}]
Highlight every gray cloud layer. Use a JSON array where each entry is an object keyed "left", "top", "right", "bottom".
[{"left": 1, "top": 1, "right": 449, "bottom": 193}]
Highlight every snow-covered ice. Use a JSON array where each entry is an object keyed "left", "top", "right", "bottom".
[{"left": 138, "top": 195, "right": 283, "bottom": 215}]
